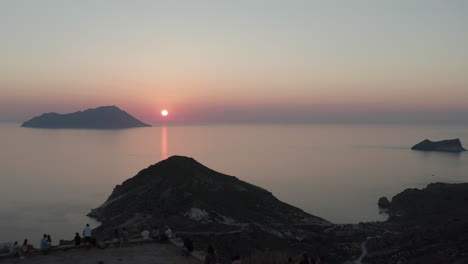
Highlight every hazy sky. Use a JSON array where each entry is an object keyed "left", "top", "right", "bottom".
[{"left": 1, "top": 0, "right": 468, "bottom": 124}]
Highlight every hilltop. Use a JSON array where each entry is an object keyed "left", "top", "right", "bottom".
[
  {"left": 21, "top": 106, "right": 151, "bottom": 129},
  {"left": 88, "top": 156, "right": 362, "bottom": 262},
  {"left": 89, "top": 156, "right": 329, "bottom": 235}
]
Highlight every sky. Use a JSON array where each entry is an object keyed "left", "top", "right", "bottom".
[{"left": 1, "top": 0, "right": 468, "bottom": 124}]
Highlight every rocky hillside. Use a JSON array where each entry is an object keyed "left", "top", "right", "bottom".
[
  {"left": 21, "top": 105, "right": 150, "bottom": 129},
  {"left": 90, "top": 156, "right": 328, "bottom": 235},
  {"left": 88, "top": 156, "right": 355, "bottom": 263},
  {"left": 363, "top": 183, "right": 468, "bottom": 263}
]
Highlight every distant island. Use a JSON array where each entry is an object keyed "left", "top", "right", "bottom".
[
  {"left": 411, "top": 138, "right": 466, "bottom": 152},
  {"left": 21, "top": 106, "right": 151, "bottom": 129}
]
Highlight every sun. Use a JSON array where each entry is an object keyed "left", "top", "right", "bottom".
[{"left": 161, "top": 109, "right": 168, "bottom": 116}]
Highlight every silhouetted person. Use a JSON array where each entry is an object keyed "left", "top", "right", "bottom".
[
  {"left": 120, "top": 227, "right": 129, "bottom": 247},
  {"left": 204, "top": 245, "right": 217, "bottom": 264},
  {"left": 74, "top": 232, "right": 81, "bottom": 246},
  {"left": 183, "top": 237, "right": 193, "bottom": 256},
  {"left": 161, "top": 225, "right": 172, "bottom": 240},
  {"left": 83, "top": 224, "right": 93, "bottom": 245},
  {"left": 21, "top": 239, "right": 32, "bottom": 257},
  {"left": 40, "top": 234, "right": 49, "bottom": 255},
  {"left": 10, "top": 241, "right": 19, "bottom": 257},
  {"left": 47, "top": 234, "right": 52, "bottom": 246}
]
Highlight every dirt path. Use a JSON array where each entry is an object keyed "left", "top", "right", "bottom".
[{"left": 1, "top": 243, "right": 200, "bottom": 264}]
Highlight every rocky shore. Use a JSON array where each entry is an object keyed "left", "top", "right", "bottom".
[{"left": 362, "top": 183, "right": 468, "bottom": 263}]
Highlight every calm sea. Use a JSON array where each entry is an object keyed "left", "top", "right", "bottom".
[{"left": 1, "top": 123, "right": 468, "bottom": 245}]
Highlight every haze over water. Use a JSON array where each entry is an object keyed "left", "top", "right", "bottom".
[{"left": 1, "top": 123, "right": 468, "bottom": 245}]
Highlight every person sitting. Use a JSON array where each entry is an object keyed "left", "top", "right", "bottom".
[
  {"left": 164, "top": 225, "right": 173, "bottom": 239},
  {"left": 20, "top": 239, "right": 33, "bottom": 257},
  {"left": 141, "top": 228, "right": 150, "bottom": 240},
  {"left": 74, "top": 232, "right": 82, "bottom": 246}
]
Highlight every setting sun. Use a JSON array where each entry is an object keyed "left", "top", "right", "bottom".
[{"left": 161, "top": 109, "right": 169, "bottom": 116}]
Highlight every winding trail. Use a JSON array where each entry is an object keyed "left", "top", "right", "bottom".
[{"left": 354, "top": 237, "right": 371, "bottom": 264}]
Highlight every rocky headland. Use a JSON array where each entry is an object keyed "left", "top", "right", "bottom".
[
  {"left": 362, "top": 183, "right": 468, "bottom": 264},
  {"left": 411, "top": 138, "right": 465, "bottom": 152},
  {"left": 87, "top": 156, "right": 468, "bottom": 263},
  {"left": 21, "top": 106, "right": 151, "bottom": 129},
  {"left": 89, "top": 156, "right": 364, "bottom": 263}
]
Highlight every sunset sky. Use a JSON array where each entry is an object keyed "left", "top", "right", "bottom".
[{"left": 1, "top": 0, "right": 468, "bottom": 124}]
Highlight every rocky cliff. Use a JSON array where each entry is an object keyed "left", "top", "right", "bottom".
[{"left": 363, "top": 183, "right": 468, "bottom": 263}]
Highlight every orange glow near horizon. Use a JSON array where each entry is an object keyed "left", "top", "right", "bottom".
[{"left": 161, "top": 126, "right": 168, "bottom": 160}]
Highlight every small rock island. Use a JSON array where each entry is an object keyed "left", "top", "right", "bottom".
[
  {"left": 411, "top": 138, "right": 465, "bottom": 152},
  {"left": 21, "top": 106, "right": 151, "bottom": 129}
]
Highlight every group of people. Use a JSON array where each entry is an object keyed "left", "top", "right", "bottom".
[
  {"left": 9, "top": 234, "right": 51, "bottom": 258},
  {"left": 8, "top": 223, "right": 95, "bottom": 259},
  {"left": 40, "top": 234, "right": 52, "bottom": 255},
  {"left": 114, "top": 225, "right": 173, "bottom": 247},
  {"left": 6, "top": 224, "right": 324, "bottom": 264}
]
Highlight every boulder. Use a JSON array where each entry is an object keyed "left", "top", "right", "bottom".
[{"left": 377, "top": 197, "right": 391, "bottom": 208}]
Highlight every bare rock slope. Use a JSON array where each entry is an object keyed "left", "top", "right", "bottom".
[{"left": 89, "top": 156, "right": 329, "bottom": 238}]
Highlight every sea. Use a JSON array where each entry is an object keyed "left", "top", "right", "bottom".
[{"left": 1, "top": 123, "right": 468, "bottom": 246}]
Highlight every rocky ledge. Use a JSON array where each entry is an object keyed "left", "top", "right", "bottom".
[{"left": 411, "top": 138, "right": 465, "bottom": 152}]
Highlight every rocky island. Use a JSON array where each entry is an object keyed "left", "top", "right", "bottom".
[
  {"left": 411, "top": 138, "right": 465, "bottom": 152},
  {"left": 21, "top": 106, "right": 151, "bottom": 129}
]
